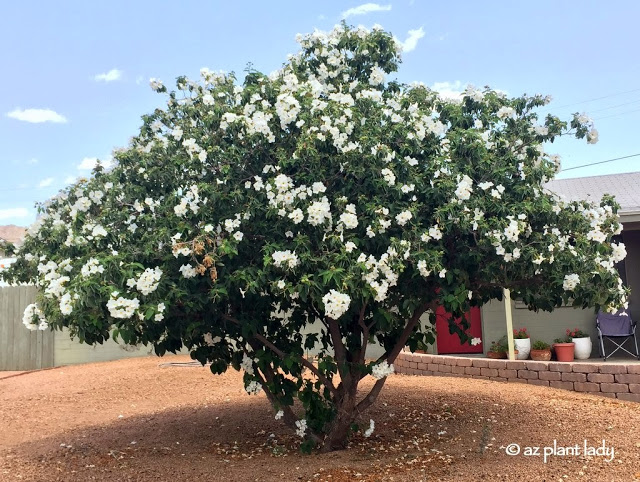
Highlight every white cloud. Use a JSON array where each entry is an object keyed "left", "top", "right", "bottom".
[
  {"left": 38, "top": 177, "right": 54, "bottom": 188},
  {"left": 0, "top": 208, "right": 30, "bottom": 220},
  {"left": 136, "top": 75, "right": 144, "bottom": 85},
  {"left": 27, "top": 158, "right": 38, "bottom": 165},
  {"left": 64, "top": 175, "right": 77, "bottom": 184},
  {"left": 431, "top": 81, "right": 466, "bottom": 100},
  {"left": 94, "top": 68, "right": 123, "bottom": 82},
  {"left": 77, "top": 156, "right": 114, "bottom": 170},
  {"left": 341, "top": 3, "right": 391, "bottom": 18},
  {"left": 398, "top": 27, "right": 425, "bottom": 53},
  {"left": 7, "top": 108, "right": 67, "bottom": 124}
]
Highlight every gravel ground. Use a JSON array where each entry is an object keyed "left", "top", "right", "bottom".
[{"left": 1, "top": 355, "right": 639, "bottom": 481}]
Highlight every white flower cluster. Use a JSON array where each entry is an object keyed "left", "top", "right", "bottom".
[
  {"left": 155, "top": 302, "right": 165, "bottom": 322},
  {"left": 134, "top": 267, "right": 163, "bottom": 295},
  {"left": 245, "top": 380, "right": 262, "bottom": 395},
  {"left": 455, "top": 174, "right": 473, "bottom": 201},
  {"left": 322, "top": 289, "right": 351, "bottom": 319},
  {"left": 371, "top": 360, "right": 395, "bottom": 380},
  {"left": 295, "top": 419, "right": 307, "bottom": 438},
  {"left": 395, "top": 210, "right": 412, "bottom": 226},
  {"left": 339, "top": 204, "right": 358, "bottom": 229},
  {"left": 106, "top": 293, "right": 140, "bottom": 319},
  {"left": 417, "top": 259, "right": 431, "bottom": 278},
  {"left": 81, "top": 258, "right": 104, "bottom": 278},
  {"left": 179, "top": 264, "right": 198, "bottom": 278},
  {"left": 240, "top": 353, "right": 255, "bottom": 375},
  {"left": 307, "top": 197, "right": 332, "bottom": 226},
  {"left": 364, "top": 419, "right": 375, "bottom": 438},
  {"left": 562, "top": 274, "right": 580, "bottom": 291},
  {"left": 174, "top": 185, "right": 206, "bottom": 217},
  {"left": 59, "top": 293, "right": 73, "bottom": 315},
  {"left": 272, "top": 250, "right": 299, "bottom": 269},
  {"left": 22, "top": 303, "right": 48, "bottom": 331}
]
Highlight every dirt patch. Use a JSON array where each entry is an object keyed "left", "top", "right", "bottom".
[{"left": 1, "top": 355, "right": 639, "bottom": 481}]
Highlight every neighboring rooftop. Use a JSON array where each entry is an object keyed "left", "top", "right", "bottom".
[
  {"left": 547, "top": 171, "right": 640, "bottom": 214},
  {"left": 0, "top": 225, "right": 26, "bottom": 245}
]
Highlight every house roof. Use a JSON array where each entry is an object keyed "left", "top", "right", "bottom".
[{"left": 546, "top": 172, "right": 640, "bottom": 215}]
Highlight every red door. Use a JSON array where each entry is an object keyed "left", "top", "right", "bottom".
[{"left": 435, "top": 306, "right": 483, "bottom": 354}]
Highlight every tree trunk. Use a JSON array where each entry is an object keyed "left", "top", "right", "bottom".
[{"left": 321, "top": 393, "right": 358, "bottom": 452}]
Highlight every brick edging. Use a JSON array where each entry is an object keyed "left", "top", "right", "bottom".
[{"left": 395, "top": 351, "right": 640, "bottom": 402}]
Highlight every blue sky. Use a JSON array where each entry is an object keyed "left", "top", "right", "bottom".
[{"left": 1, "top": 1, "right": 639, "bottom": 227}]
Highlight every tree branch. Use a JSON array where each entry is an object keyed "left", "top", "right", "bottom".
[
  {"left": 257, "top": 366, "right": 323, "bottom": 445},
  {"left": 221, "top": 313, "right": 338, "bottom": 397}
]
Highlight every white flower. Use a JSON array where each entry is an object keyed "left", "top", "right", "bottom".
[
  {"left": 22, "top": 303, "right": 47, "bottom": 331},
  {"left": 240, "top": 353, "right": 255, "bottom": 375},
  {"left": 275, "top": 410, "right": 284, "bottom": 420},
  {"left": 371, "top": 360, "right": 394, "bottom": 380},
  {"left": 395, "top": 210, "right": 412, "bottom": 226},
  {"left": 295, "top": 419, "right": 307, "bottom": 438},
  {"left": 470, "top": 337, "right": 482, "bottom": 346},
  {"left": 179, "top": 264, "right": 198, "bottom": 278},
  {"left": 368, "top": 66, "right": 385, "bottom": 86},
  {"left": 611, "top": 242, "right": 627, "bottom": 263},
  {"left": 455, "top": 174, "right": 473, "bottom": 201},
  {"left": 381, "top": 168, "right": 396, "bottom": 186},
  {"left": 81, "top": 258, "right": 105, "bottom": 278},
  {"left": 496, "top": 106, "right": 515, "bottom": 119},
  {"left": 311, "top": 182, "right": 326, "bottom": 194},
  {"left": 233, "top": 231, "right": 244, "bottom": 241},
  {"left": 322, "top": 289, "right": 351, "bottom": 319},
  {"left": 271, "top": 250, "right": 299, "bottom": 270},
  {"left": 106, "top": 294, "right": 140, "bottom": 319},
  {"left": 417, "top": 260, "right": 431, "bottom": 277},
  {"left": 478, "top": 181, "right": 494, "bottom": 190},
  {"left": 288, "top": 208, "right": 304, "bottom": 224},
  {"left": 59, "top": 293, "right": 73, "bottom": 315},
  {"left": 307, "top": 197, "right": 331, "bottom": 226},
  {"left": 364, "top": 419, "right": 375, "bottom": 438},
  {"left": 439, "top": 269, "right": 447, "bottom": 278},
  {"left": 245, "top": 381, "right": 262, "bottom": 395},
  {"left": 587, "top": 128, "right": 599, "bottom": 144},
  {"left": 563, "top": 273, "right": 580, "bottom": 291},
  {"left": 339, "top": 204, "right": 358, "bottom": 229},
  {"left": 344, "top": 241, "right": 356, "bottom": 253},
  {"left": 135, "top": 267, "right": 163, "bottom": 295}
]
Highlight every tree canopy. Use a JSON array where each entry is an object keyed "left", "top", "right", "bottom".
[{"left": 3, "top": 24, "right": 627, "bottom": 451}]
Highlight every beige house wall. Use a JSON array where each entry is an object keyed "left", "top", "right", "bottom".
[
  {"left": 53, "top": 329, "right": 155, "bottom": 366},
  {"left": 480, "top": 300, "right": 597, "bottom": 354}
]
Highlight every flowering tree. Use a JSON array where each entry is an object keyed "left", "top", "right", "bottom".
[{"left": 2, "top": 24, "right": 627, "bottom": 452}]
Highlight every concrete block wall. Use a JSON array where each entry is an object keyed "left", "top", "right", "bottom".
[{"left": 395, "top": 351, "right": 640, "bottom": 402}]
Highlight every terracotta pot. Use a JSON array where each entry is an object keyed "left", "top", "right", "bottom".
[
  {"left": 487, "top": 351, "right": 507, "bottom": 359},
  {"left": 553, "top": 342, "right": 575, "bottom": 362},
  {"left": 530, "top": 349, "right": 552, "bottom": 361}
]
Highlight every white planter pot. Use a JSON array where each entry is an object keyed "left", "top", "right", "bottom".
[
  {"left": 572, "top": 337, "right": 592, "bottom": 360},
  {"left": 514, "top": 338, "right": 531, "bottom": 360}
]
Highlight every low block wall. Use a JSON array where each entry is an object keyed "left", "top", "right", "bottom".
[{"left": 395, "top": 351, "right": 640, "bottom": 402}]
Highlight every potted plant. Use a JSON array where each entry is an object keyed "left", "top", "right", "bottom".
[
  {"left": 566, "top": 328, "right": 592, "bottom": 360},
  {"left": 487, "top": 340, "right": 507, "bottom": 359},
  {"left": 552, "top": 335, "right": 575, "bottom": 362},
  {"left": 513, "top": 328, "right": 530, "bottom": 360},
  {"left": 487, "top": 336, "right": 518, "bottom": 359},
  {"left": 530, "top": 340, "right": 552, "bottom": 361}
]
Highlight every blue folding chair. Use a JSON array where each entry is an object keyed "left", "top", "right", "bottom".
[{"left": 596, "top": 310, "right": 640, "bottom": 360}]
